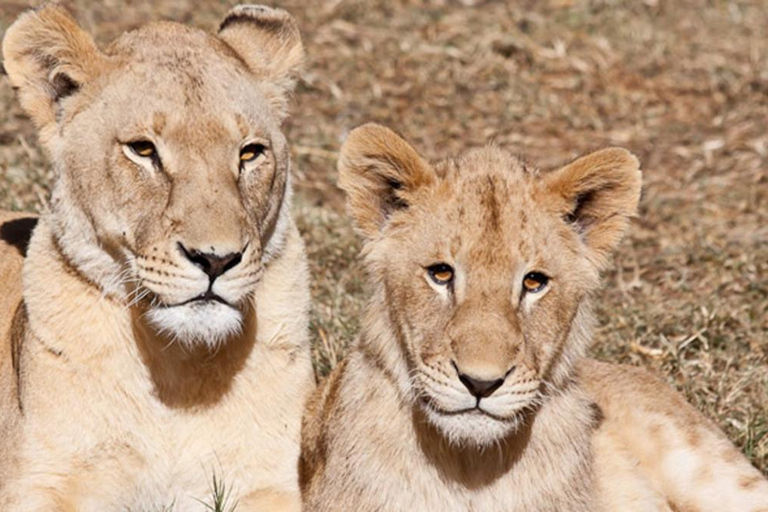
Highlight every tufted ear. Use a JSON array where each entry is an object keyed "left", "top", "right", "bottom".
[
  {"left": 2, "top": 4, "right": 104, "bottom": 140},
  {"left": 544, "top": 148, "right": 642, "bottom": 270},
  {"left": 218, "top": 5, "right": 304, "bottom": 118},
  {"left": 338, "top": 123, "right": 437, "bottom": 239}
]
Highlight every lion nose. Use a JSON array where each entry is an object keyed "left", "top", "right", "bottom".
[
  {"left": 458, "top": 373, "right": 505, "bottom": 399},
  {"left": 452, "top": 361, "right": 512, "bottom": 399},
  {"left": 179, "top": 244, "right": 243, "bottom": 281}
]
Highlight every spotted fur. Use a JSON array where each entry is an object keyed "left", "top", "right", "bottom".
[{"left": 300, "top": 124, "right": 768, "bottom": 511}]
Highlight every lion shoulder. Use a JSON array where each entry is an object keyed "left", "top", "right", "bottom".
[
  {"left": 299, "top": 359, "right": 349, "bottom": 494},
  {"left": 0, "top": 211, "right": 35, "bottom": 475},
  {"left": 0, "top": 211, "right": 35, "bottom": 345}
]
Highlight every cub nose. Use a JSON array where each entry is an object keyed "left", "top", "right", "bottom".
[
  {"left": 458, "top": 373, "right": 505, "bottom": 399},
  {"left": 179, "top": 244, "right": 243, "bottom": 281}
]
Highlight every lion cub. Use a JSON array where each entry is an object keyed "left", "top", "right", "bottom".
[
  {"left": 300, "top": 124, "right": 768, "bottom": 511},
  {"left": 0, "top": 4, "right": 313, "bottom": 510}
]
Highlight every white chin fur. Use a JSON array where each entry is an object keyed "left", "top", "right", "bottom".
[
  {"left": 145, "top": 302, "right": 243, "bottom": 349},
  {"left": 422, "top": 405, "right": 520, "bottom": 447}
]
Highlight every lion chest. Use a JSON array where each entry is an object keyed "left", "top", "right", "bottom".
[
  {"left": 13, "top": 333, "right": 310, "bottom": 511},
  {"left": 310, "top": 364, "right": 598, "bottom": 512}
]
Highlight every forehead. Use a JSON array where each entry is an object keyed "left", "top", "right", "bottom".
[
  {"left": 408, "top": 149, "right": 563, "bottom": 268},
  {"left": 96, "top": 23, "right": 273, "bottom": 136}
]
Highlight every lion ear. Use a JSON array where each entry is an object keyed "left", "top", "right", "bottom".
[
  {"left": 2, "top": 4, "right": 104, "bottom": 139},
  {"left": 338, "top": 123, "right": 436, "bottom": 239},
  {"left": 544, "top": 148, "right": 642, "bottom": 269},
  {"left": 218, "top": 5, "right": 304, "bottom": 119}
]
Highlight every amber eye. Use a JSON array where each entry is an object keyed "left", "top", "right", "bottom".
[
  {"left": 523, "top": 272, "right": 549, "bottom": 294},
  {"left": 128, "top": 140, "right": 157, "bottom": 158},
  {"left": 240, "top": 143, "right": 266, "bottom": 164},
  {"left": 427, "top": 263, "right": 454, "bottom": 286}
]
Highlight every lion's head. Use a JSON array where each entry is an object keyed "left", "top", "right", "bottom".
[
  {"left": 3, "top": 4, "right": 303, "bottom": 348},
  {"left": 339, "top": 124, "right": 641, "bottom": 446}
]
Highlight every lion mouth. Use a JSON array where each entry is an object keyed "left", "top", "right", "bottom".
[
  {"left": 144, "top": 292, "right": 244, "bottom": 348},
  {"left": 177, "top": 290, "right": 231, "bottom": 307},
  {"left": 420, "top": 396, "right": 532, "bottom": 423},
  {"left": 421, "top": 398, "right": 501, "bottom": 421}
]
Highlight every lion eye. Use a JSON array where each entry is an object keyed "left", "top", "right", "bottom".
[
  {"left": 427, "top": 263, "right": 454, "bottom": 286},
  {"left": 128, "top": 140, "right": 157, "bottom": 158},
  {"left": 240, "top": 143, "right": 266, "bottom": 164},
  {"left": 523, "top": 272, "right": 549, "bottom": 293}
]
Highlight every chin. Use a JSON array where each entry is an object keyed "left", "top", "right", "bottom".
[
  {"left": 422, "top": 404, "right": 522, "bottom": 448},
  {"left": 145, "top": 301, "right": 244, "bottom": 349}
]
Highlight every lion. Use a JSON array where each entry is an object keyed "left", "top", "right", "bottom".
[
  {"left": 299, "top": 124, "right": 768, "bottom": 511},
  {"left": 0, "top": 4, "right": 314, "bottom": 510}
]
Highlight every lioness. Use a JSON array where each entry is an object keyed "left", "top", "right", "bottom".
[
  {"left": 0, "top": 4, "right": 314, "bottom": 510},
  {"left": 300, "top": 124, "right": 768, "bottom": 511}
]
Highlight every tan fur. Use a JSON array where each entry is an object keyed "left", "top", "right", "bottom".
[
  {"left": 300, "top": 124, "right": 768, "bottom": 511},
  {"left": 1, "top": 4, "right": 314, "bottom": 510}
]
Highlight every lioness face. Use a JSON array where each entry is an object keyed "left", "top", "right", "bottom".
[
  {"left": 3, "top": 5, "right": 305, "bottom": 347},
  {"left": 339, "top": 125, "right": 641, "bottom": 446}
]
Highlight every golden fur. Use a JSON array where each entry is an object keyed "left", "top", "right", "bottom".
[
  {"left": 300, "top": 124, "right": 768, "bottom": 511},
  {"left": 0, "top": 4, "right": 314, "bottom": 510}
]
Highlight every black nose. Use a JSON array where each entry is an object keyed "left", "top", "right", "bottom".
[
  {"left": 179, "top": 244, "right": 243, "bottom": 281},
  {"left": 457, "top": 372, "right": 505, "bottom": 399}
]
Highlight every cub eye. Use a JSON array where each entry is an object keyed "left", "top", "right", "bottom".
[
  {"left": 128, "top": 140, "right": 157, "bottom": 158},
  {"left": 240, "top": 143, "right": 266, "bottom": 164},
  {"left": 523, "top": 272, "right": 549, "bottom": 294},
  {"left": 427, "top": 263, "right": 454, "bottom": 286}
]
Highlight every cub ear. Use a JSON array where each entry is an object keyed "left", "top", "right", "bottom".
[
  {"left": 2, "top": 4, "right": 104, "bottom": 138},
  {"left": 218, "top": 5, "right": 304, "bottom": 118},
  {"left": 544, "top": 148, "right": 642, "bottom": 269},
  {"left": 338, "top": 123, "right": 436, "bottom": 239}
]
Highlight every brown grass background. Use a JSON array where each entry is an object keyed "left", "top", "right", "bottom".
[{"left": 1, "top": 0, "right": 766, "bottom": 474}]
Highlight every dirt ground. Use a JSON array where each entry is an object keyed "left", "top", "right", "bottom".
[{"left": 1, "top": 0, "right": 766, "bottom": 474}]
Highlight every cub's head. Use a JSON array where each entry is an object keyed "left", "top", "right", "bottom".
[
  {"left": 339, "top": 124, "right": 641, "bottom": 446},
  {"left": 3, "top": 5, "right": 303, "bottom": 347}
]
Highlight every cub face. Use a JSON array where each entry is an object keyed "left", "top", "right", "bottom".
[
  {"left": 339, "top": 125, "right": 641, "bottom": 446},
  {"left": 3, "top": 5, "right": 304, "bottom": 347}
]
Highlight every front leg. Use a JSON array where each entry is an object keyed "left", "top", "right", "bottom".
[{"left": 584, "top": 360, "right": 768, "bottom": 512}]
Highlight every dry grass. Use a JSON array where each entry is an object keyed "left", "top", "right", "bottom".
[{"left": 1, "top": 0, "right": 766, "bottom": 474}]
